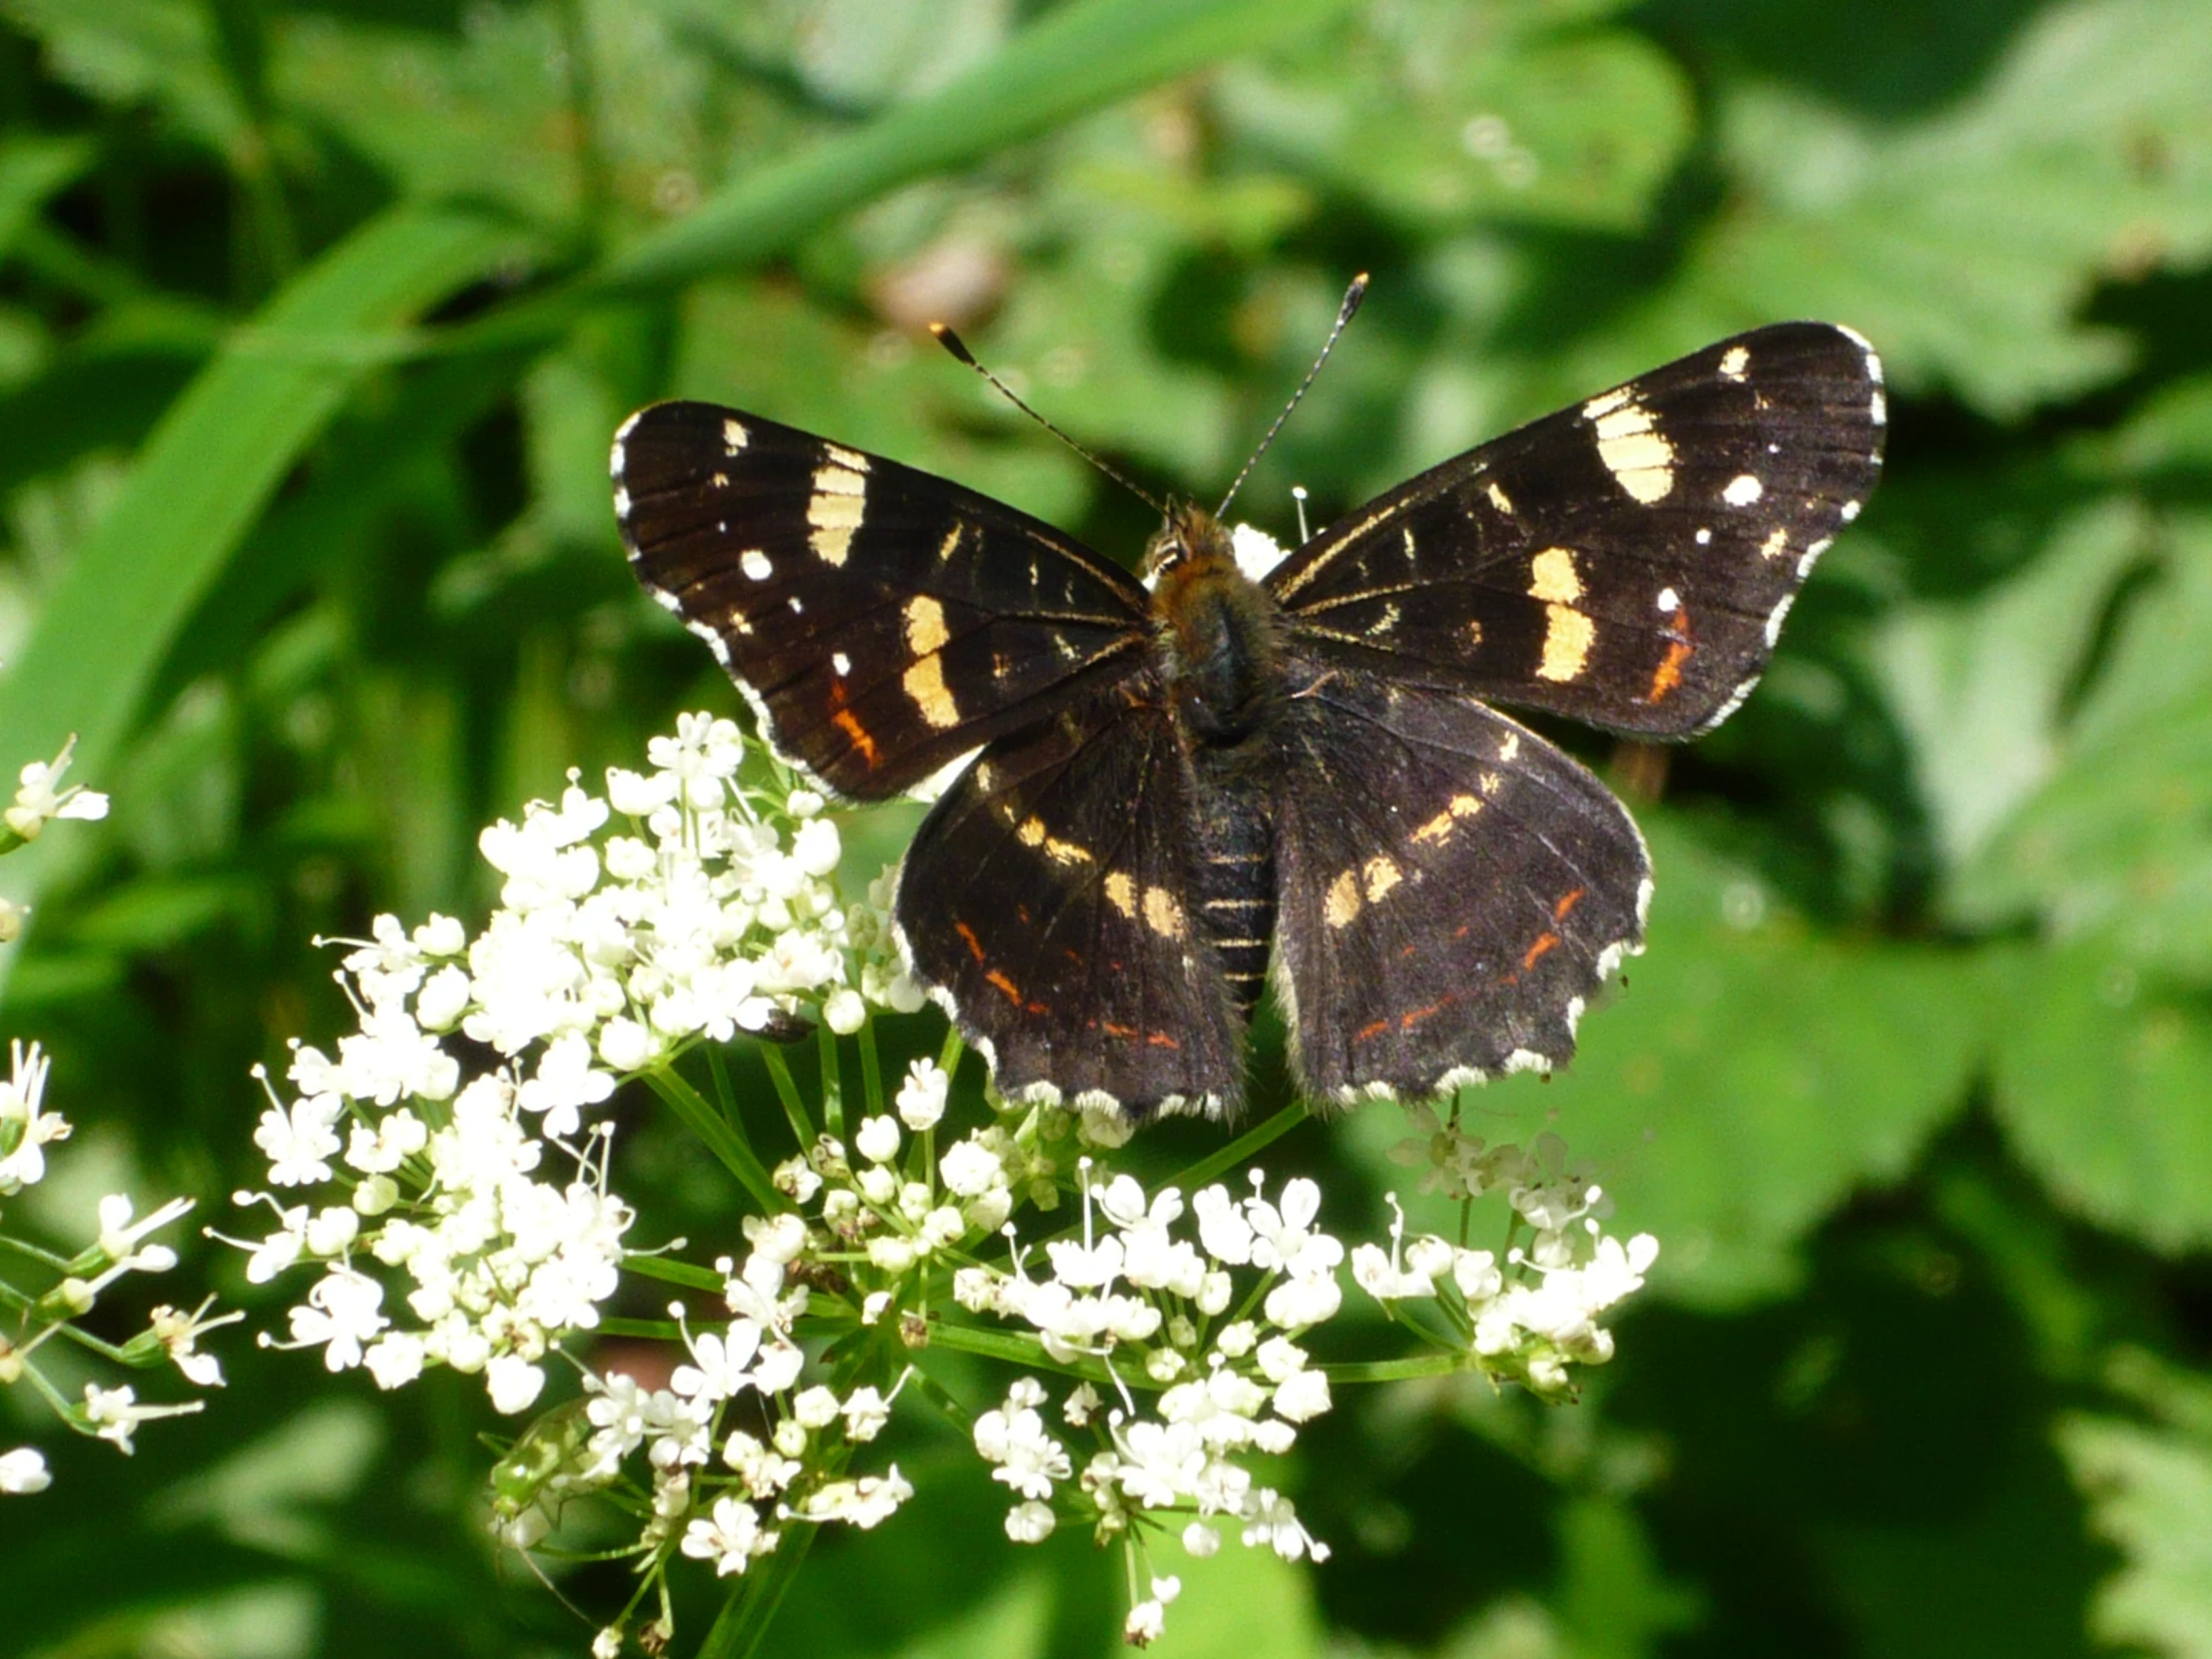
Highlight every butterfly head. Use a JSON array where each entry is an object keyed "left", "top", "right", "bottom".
[{"left": 1141, "top": 500, "right": 1237, "bottom": 583}]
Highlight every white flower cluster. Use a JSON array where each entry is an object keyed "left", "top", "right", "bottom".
[
  {"left": 1358, "top": 1113, "right": 1659, "bottom": 1397},
  {"left": 0, "top": 1041, "right": 235, "bottom": 1493},
  {"left": 955, "top": 1166, "right": 1340, "bottom": 1615},
  {"left": 229, "top": 715, "right": 924, "bottom": 1415},
  {"left": 491, "top": 1222, "right": 913, "bottom": 1582}
]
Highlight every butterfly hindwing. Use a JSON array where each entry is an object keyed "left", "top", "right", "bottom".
[
  {"left": 614, "top": 401, "right": 1152, "bottom": 799},
  {"left": 1267, "top": 657, "right": 1649, "bottom": 1102},
  {"left": 894, "top": 675, "right": 1244, "bottom": 1115},
  {"left": 1266, "top": 322, "right": 1885, "bottom": 738}
]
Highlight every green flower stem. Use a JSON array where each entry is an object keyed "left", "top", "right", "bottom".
[
  {"left": 621, "top": 1255, "right": 728, "bottom": 1293},
  {"left": 919, "top": 1319, "right": 1116, "bottom": 1384},
  {"left": 698, "top": 1499, "right": 821, "bottom": 1659},
  {"left": 857, "top": 1020, "right": 884, "bottom": 1124},
  {"left": 1322, "top": 1352, "right": 1471, "bottom": 1384},
  {"left": 900, "top": 1356, "right": 976, "bottom": 1435},
  {"left": 817, "top": 1024, "right": 843, "bottom": 1141},
  {"left": 644, "top": 1068, "right": 788, "bottom": 1214},
  {"left": 597, "top": 1316, "right": 685, "bottom": 1342},
  {"left": 759, "top": 1046, "right": 816, "bottom": 1155}
]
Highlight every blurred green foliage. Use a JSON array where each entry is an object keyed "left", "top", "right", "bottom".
[{"left": 1, "top": 0, "right": 2209, "bottom": 1655}]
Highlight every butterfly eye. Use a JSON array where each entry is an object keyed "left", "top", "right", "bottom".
[{"left": 1140, "top": 525, "right": 1186, "bottom": 580}]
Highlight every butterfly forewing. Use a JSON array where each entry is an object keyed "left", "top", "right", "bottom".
[
  {"left": 1267, "top": 660, "right": 1649, "bottom": 1101},
  {"left": 895, "top": 675, "right": 1244, "bottom": 1115},
  {"left": 1267, "top": 322, "right": 1885, "bottom": 738},
  {"left": 615, "top": 401, "right": 1152, "bottom": 799}
]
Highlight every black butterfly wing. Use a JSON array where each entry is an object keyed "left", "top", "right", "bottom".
[
  {"left": 894, "top": 674, "right": 1244, "bottom": 1117},
  {"left": 1266, "top": 322, "right": 1885, "bottom": 738},
  {"left": 1268, "top": 657, "right": 1648, "bottom": 1102},
  {"left": 614, "top": 401, "right": 1152, "bottom": 799}
]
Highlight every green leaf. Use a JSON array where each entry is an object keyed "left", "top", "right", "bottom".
[
  {"left": 0, "top": 133, "right": 94, "bottom": 256},
  {"left": 1648, "top": 0, "right": 2212, "bottom": 416},
  {"left": 2058, "top": 1356, "right": 2212, "bottom": 1659},
  {"left": 0, "top": 205, "right": 524, "bottom": 984},
  {"left": 593, "top": 0, "right": 1360, "bottom": 296},
  {"left": 1219, "top": 17, "right": 1694, "bottom": 234},
  {"left": 0, "top": 0, "right": 243, "bottom": 149},
  {"left": 1989, "top": 943, "right": 2212, "bottom": 1252},
  {"left": 1347, "top": 815, "right": 1980, "bottom": 1307},
  {"left": 1866, "top": 497, "right": 2149, "bottom": 875},
  {"left": 1951, "top": 514, "right": 2212, "bottom": 969}
]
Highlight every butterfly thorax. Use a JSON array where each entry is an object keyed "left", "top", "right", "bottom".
[{"left": 1146, "top": 502, "right": 1284, "bottom": 749}]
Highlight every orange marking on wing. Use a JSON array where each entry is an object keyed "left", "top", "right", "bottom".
[
  {"left": 1522, "top": 932, "right": 1560, "bottom": 971},
  {"left": 827, "top": 679, "right": 881, "bottom": 766},
  {"left": 1146, "top": 1031, "right": 1181, "bottom": 1050},
  {"left": 1553, "top": 887, "right": 1586, "bottom": 923},
  {"left": 1026, "top": 1000, "right": 1050, "bottom": 1015},
  {"left": 1354, "top": 1017, "right": 1391, "bottom": 1042},
  {"left": 955, "top": 922, "right": 986, "bottom": 963},
  {"left": 1398, "top": 1000, "right": 1448, "bottom": 1030},
  {"left": 1647, "top": 638, "right": 1694, "bottom": 703},
  {"left": 985, "top": 969, "right": 1021, "bottom": 1003},
  {"left": 1103, "top": 1020, "right": 1137, "bottom": 1039}
]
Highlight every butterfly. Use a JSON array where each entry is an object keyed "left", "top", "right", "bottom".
[{"left": 612, "top": 319, "right": 1885, "bottom": 1119}]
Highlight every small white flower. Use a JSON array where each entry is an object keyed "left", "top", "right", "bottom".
[
  {"left": 681, "top": 1495, "right": 769, "bottom": 1575},
  {"left": 0, "top": 1040, "right": 69, "bottom": 1193},
  {"left": 1, "top": 1446, "right": 53, "bottom": 1493},
  {"left": 854, "top": 1114, "right": 901, "bottom": 1164},
  {"left": 1005, "top": 1499, "right": 1056, "bottom": 1542},
  {"left": 822, "top": 985, "right": 867, "bottom": 1034},
  {"left": 894, "top": 1058, "right": 948, "bottom": 1131},
  {"left": 793, "top": 1385, "right": 841, "bottom": 1429},
  {"left": 1182, "top": 1520, "right": 1220, "bottom": 1557}
]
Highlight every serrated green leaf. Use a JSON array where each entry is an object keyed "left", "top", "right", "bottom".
[
  {"left": 1647, "top": 0, "right": 2212, "bottom": 416},
  {"left": 1219, "top": 18, "right": 1694, "bottom": 235},
  {"left": 1951, "top": 515, "right": 2212, "bottom": 966},
  {"left": 1867, "top": 497, "right": 2148, "bottom": 874},
  {"left": 1342, "top": 817, "right": 1979, "bottom": 1307},
  {"left": 1989, "top": 944, "right": 2212, "bottom": 1253},
  {"left": 2059, "top": 1384, "right": 2212, "bottom": 1659}
]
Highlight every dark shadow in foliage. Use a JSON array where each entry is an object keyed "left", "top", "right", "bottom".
[
  {"left": 1297, "top": 1395, "right": 1564, "bottom": 1650},
  {"left": 1637, "top": 0, "right": 2061, "bottom": 121},
  {"left": 1608, "top": 1107, "right": 2108, "bottom": 1659}
]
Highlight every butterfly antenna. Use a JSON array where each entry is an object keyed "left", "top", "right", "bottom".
[
  {"left": 1217, "top": 273, "right": 1370, "bottom": 518},
  {"left": 929, "top": 322, "right": 1166, "bottom": 516}
]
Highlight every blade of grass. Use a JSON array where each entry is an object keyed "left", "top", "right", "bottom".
[{"left": 0, "top": 205, "right": 522, "bottom": 988}]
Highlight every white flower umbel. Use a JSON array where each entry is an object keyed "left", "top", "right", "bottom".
[
  {"left": 0, "top": 1048, "right": 227, "bottom": 1488},
  {"left": 232, "top": 715, "right": 1665, "bottom": 1652},
  {"left": 1359, "top": 1112, "right": 1659, "bottom": 1400}
]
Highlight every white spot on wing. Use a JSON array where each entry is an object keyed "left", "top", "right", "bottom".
[
  {"left": 1657, "top": 586, "right": 1680, "bottom": 613},
  {"left": 1722, "top": 474, "right": 1764, "bottom": 506},
  {"left": 741, "top": 549, "right": 773, "bottom": 581},
  {"left": 1718, "top": 344, "right": 1750, "bottom": 381},
  {"left": 1695, "top": 527, "right": 1712, "bottom": 545},
  {"left": 832, "top": 652, "right": 850, "bottom": 677},
  {"left": 723, "top": 417, "right": 749, "bottom": 454},
  {"left": 1841, "top": 499, "right": 1862, "bottom": 522}
]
